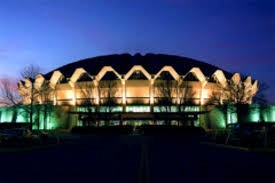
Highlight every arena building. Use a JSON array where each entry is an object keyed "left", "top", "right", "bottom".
[{"left": 14, "top": 53, "right": 262, "bottom": 129}]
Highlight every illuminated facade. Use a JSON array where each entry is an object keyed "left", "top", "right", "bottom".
[{"left": 15, "top": 53, "right": 260, "bottom": 128}]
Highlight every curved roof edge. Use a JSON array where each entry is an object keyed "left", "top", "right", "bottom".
[{"left": 43, "top": 53, "right": 233, "bottom": 79}]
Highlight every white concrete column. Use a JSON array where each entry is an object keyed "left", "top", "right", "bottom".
[
  {"left": 71, "top": 85, "right": 76, "bottom": 106},
  {"left": 122, "top": 79, "right": 126, "bottom": 104},
  {"left": 200, "top": 81, "right": 207, "bottom": 105},
  {"left": 93, "top": 81, "right": 99, "bottom": 105},
  {"left": 177, "top": 79, "right": 183, "bottom": 105},
  {"left": 53, "top": 89, "right": 57, "bottom": 105},
  {"left": 150, "top": 79, "right": 154, "bottom": 105}
]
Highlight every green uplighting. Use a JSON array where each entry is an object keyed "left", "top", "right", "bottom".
[
  {"left": 226, "top": 112, "right": 237, "bottom": 124},
  {"left": 247, "top": 106, "right": 260, "bottom": 122},
  {"left": 0, "top": 104, "right": 274, "bottom": 130},
  {"left": 210, "top": 108, "right": 226, "bottom": 128},
  {"left": 268, "top": 106, "right": 275, "bottom": 121}
]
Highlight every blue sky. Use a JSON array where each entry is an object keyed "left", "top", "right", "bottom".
[{"left": 0, "top": 0, "right": 274, "bottom": 103}]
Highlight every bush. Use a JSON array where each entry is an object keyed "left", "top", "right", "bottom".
[
  {"left": 0, "top": 123, "right": 30, "bottom": 130},
  {"left": 71, "top": 125, "right": 134, "bottom": 135},
  {"left": 138, "top": 125, "right": 205, "bottom": 136}
]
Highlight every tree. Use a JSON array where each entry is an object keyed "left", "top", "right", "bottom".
[
  {"left": 154, "top": 72, "right": 177, "bottom": 125},
  {"left": 178, "top": 80, "right": 196, "bottom": 110},
  {"left": 154, "top": 72, "right": 177, "bottom": 112},
  {"left": 154, "top": 79, "right": 176, "bottom": 112},
  {"left": 253, "top": 82, "right": 269, "bottom": 105},
  {"left": 252, "top": 81, "right": 269, "bottom": 122},
  {"left": 209, "top": 78, "right": 255, "bottom": 124},
  {"left": 77, "top": 80, "right": 97, "bottom": 126},
  {"left": 98, "top": 79, "right": 119, "bottom": 125},
  {"left": 20, "top": 64, "right": 40, "bottom": 130},
  {"left": 35, "top": 80, "right": 54, "bottom": 129},
  {"left": 0, "top": 65, "right": 55, "bottom": 129},
  {"left": 99, "top": 80, "right": 119, "bottom": 111},
  {"left": 0, "top": 77, "right": 22, "bottom": 122},
  {"left": 0, "top": 77, "right": 22, "bottom": 106},
  {"left": 74, "top": 72, "right": 120, "bottom": 126},
  {"left": 177, "top": 80, "right": 198, "bottom": 126}
]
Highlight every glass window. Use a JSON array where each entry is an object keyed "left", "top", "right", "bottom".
[
  {"left": 99, "top": 106, "right": 123, "bottom": 112},
  {"left": 126, "top": 106, "right": 150, "bottom": 112},
  {"left": 153, "top": 106, "right": 178, "bottom": 112}
]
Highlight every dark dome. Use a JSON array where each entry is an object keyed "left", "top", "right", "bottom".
[{"left": 44, "top": 53, "right": 232, "bottom": 79}]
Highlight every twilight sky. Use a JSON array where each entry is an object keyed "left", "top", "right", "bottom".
[{"left": 0, "top": 0, "right": 274, "bottom": 103}]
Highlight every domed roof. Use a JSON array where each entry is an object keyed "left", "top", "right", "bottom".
[{"left": 44, "top": 53, "right": 232, "bottom": 79}]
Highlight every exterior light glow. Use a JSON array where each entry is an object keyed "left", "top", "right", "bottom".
[{"left": 3, "top": 54, "right": 263, "bottom": 129}]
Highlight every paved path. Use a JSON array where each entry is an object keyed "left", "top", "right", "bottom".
[{"left": 0, "top": 135, "right": 275, "bottom": 183}]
